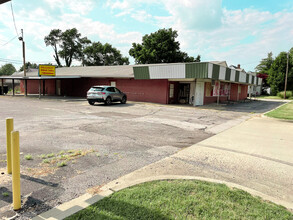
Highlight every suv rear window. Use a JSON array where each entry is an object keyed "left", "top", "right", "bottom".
[
  {"left": 90, "top": 87, "right": 105, "bottom": 92},
  {"left": 106, "top": 87, "right": 115, "bottom": 92}
]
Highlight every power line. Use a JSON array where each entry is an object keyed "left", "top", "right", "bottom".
[
  {"left": 0, "top": 35, "right": 17, "bottom": 47},
  {"left": 0, "top": 57, "right": 60, "bottom": 65},
  {"left": 10, "top": 0, "right": 19, "bottom": 37}
]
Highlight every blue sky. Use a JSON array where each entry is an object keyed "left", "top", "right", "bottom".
[{"left": 0, "top": 0, "right": 293, "bottom": 71}]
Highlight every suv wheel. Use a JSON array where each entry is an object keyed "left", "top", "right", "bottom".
[
  {"left": 105, "top": 97, "right": 112, "bottom": 105},
  {"left": 88, "top": 100, "right": 95, "bottom": 105},
  {"left": 121, "top": 96, "right": 127, "bottom": 104}
]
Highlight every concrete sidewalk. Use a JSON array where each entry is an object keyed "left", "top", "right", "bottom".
[{"left": 34, "top": 116, "right": 293, "bottom": 219}]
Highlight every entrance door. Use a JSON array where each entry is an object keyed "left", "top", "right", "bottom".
[
  {"left": 178, "top": 83, "right": 190, "bottom": 104},
  {"left": 194, "top": 82, "right": 204, "bottom": 106},
  {"left": 56, "top": 80, "right": 61, "bottom": 96}
]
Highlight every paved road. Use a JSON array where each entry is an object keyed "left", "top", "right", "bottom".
[
  {"left": 105, "top": 116, "right": 293, "bottom": 212},
  {"left": 0, "top": 96, "right": 285, "bottom": 219}
]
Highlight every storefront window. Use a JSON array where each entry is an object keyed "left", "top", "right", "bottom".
[{"left": 213, "top": 81, "right": 230, "bottom": 96}]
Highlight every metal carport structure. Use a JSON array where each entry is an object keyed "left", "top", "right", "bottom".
[{"left": 0, "top": 75, "right": 81, "bottom": 98}]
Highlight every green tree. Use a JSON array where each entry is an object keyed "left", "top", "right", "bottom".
[
  {"left": 44, "top": 29, "right": 62, "bottom": 67},
  {"left": 19, "top": 62, "right": 38, "bottom": 71},
  {"left": 58, "top": 28, "right": 91, "bottom": 67},
  {"left": 129, "top": 28, "right": 200, "bottom": 64},
  {"left": 83, "top": 42, "right": 129, "bottom": 66},
  {"left": 255, "top": 52, "right": 274, "bottom": 73},
  {"left": 255, "top": 52, "right": 274, "bottom": 88},
  {"left": 267, "top": 49, "right": 293, "bottom": 95},
  {"left": 44, "top": 28, "right": 90, "bottom": 67},
  {"left": 0, "top": 63, "right": 16, "bottom": 76}
]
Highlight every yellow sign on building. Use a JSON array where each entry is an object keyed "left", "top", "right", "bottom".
[{"left": 39, "top": 65, "right": 56, "bottom": 76}]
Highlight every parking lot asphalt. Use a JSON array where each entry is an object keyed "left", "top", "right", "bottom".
[{"left": 0, "top": 96, "right": 285, "bottom": 219}]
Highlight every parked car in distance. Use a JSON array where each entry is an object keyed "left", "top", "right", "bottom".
[{"left": 87, "top": 85, "right": 127, "bottom": 105}]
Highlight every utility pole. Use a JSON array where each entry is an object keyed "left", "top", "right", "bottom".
[
  {"left": 284, "top": 52, "right": 289, "bottom": 99},
  {"left": 19, "top": 29, "right": 27, "bottom": 96}
]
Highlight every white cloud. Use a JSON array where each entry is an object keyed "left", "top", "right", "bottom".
[
  {"left": 0, "top": 2, "right": 140, "bottom": 68},
  {"left": 1, "top": 0, "right": 293, "bottom": 72},
  {"left": 175, "top": 8, "right": 293, "bottom": 70},
  {"left": 131, "top": 10, "right": 153, "bottom": 23},
  {"left": 161, "top": 0, "right": 223, "bottom": 30},
  {"left": 44, "top": 0, "right": 95, "bottom": 15}
]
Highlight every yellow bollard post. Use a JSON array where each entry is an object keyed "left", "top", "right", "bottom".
[
  {"left": 6, "top": 118, "right": 13, "bottom": 174},
  {"left": 11, "top": 131, "right": 21, "bottom": 210}
]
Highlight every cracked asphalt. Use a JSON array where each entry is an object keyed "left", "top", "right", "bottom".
[{"left": 0, "top": 96, "right": 284, "bottom": 219}]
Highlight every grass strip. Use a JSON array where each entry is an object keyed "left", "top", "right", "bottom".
[
  {"left": 66, "top": 180, "right": 293, "bottom": 220},
  {"left": 265, "top": 102, "right": 293, "bottom": 120}
]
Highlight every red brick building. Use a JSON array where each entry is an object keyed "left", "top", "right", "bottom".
[{"left": 5, "top": 61, "right": 262, "bottom": 106}]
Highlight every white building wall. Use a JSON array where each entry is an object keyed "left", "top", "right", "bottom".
[
  {"left": 208, "top": 63, "right": 213, "bottom": 78},
  {"left": 149, "top": 64, "right": 185, "bottom": 79},
  {"left": 230, "top": 70, "right": 236, "bottom": 82},
  {"left": 219, "top": 66, "right": 226, "bottom": 80},
  {"left": 239, "top": 72, "right": 246, "bottom": 83}
]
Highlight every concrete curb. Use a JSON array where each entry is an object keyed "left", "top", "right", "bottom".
[{"left": 33, "top": 175, "right": 293, "bottom": 220}]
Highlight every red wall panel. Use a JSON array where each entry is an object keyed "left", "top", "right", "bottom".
[
  {"left": 20, "top": 79, "right": 56, "bottom": 95},
  {"left": 230, "top": 83, "right": 238, "bottom": 101},
  {"left": 21, "top": 78, "right": 169, "bottom": 104}
]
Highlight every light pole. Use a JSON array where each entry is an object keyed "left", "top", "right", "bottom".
[
  {"left": 18, "top": 29, "right": 27, "bottom": 96},
  {"left": 284, "top": 52, "right": 289, "bottom": 99}
]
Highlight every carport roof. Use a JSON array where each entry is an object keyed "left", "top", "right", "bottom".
[
  {"left": 3, "top": 65, "right": 135, "bottom": 79},
  {"left": 0, "top": 62, "right": 261, "bottom": 87}
]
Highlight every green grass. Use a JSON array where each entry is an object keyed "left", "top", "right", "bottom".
[
  {"left": 2, "top": 192, "right": 9, "bottom": 197},
  {"left": 59, "top": 150, "right": 65, "bottom": 155},
  {"left": 258, "top": 95, "right": 282, "bottom": 100},
  {"left": 66, "top": 180, "right": 293, "bottom": 220},
  {"left": 258, "top": 95, "right": 293, "bottom": 100},
  {"left": 265, "top": 102, "right": 293, "bottom": 120},
  {"left": 24, "top": 154, "right": 33, "bottom": 160},
  {"left": 46, "top": 153, "right": 55, "bottom": 158},
  {"left": 57, "top": 161, "right": 67, "bottom": 167},
  {"left": 42, "top": 159, "right": 50, "bottom": 164}
]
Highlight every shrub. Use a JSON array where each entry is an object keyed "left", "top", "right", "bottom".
[
  {"left": 2, "top": 192, "right": 9, "bottom": 197},
  {"left": 24, "top": 154, "right": 33, "bottom": 160},
  {"left": 277, "top": 91, "right": 292, "bottom": 99}
]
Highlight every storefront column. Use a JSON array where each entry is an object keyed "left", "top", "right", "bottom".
[
  {"left": 1, "top": 79, "right": 3, "bottom": 95},
  {"left": 12, "top": 79, "right": 15, "bottom": 96},
  {"left": 237, "top": 84, "right": 240, "bottom": 101},
  {"left": 217, "top": 81, "right": 221, "bottom": 105},
  {"left": 24, "top": 79, "right": 27, "bottom": 96},
  {"left": 39, "top": 79, "right": 41, "bottom": 99},
  {"left": 43, "top": 80, "right": 45, "bottom": 96}
]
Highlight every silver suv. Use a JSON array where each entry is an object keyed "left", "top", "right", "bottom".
[{"left": 87, "top": 85, "right": 127, "bottom": 105}]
